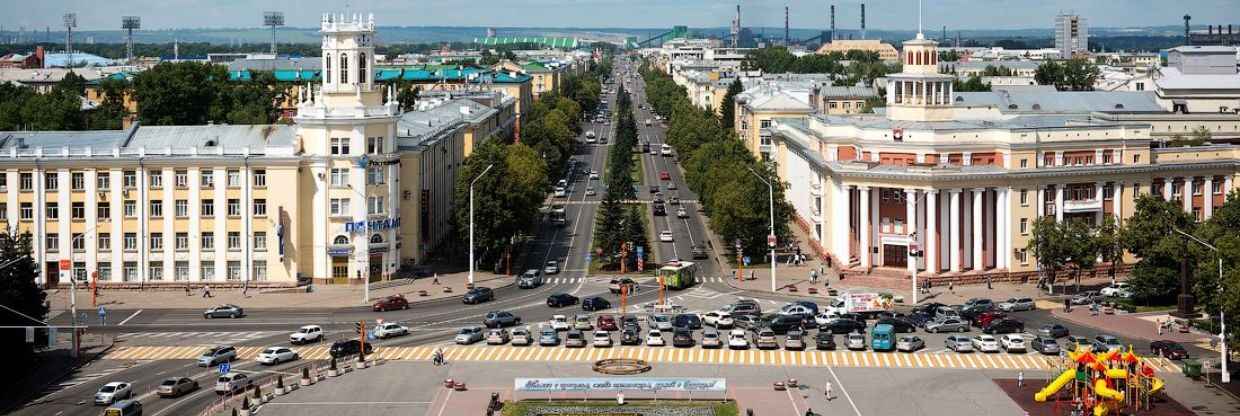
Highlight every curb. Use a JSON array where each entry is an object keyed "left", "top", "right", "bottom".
[{"left": 400, "top": 278, "right": 516, "bottom": 307}]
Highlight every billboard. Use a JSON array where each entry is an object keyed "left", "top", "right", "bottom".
[{"left": 514, "top": 378, "right": 726, "bottom": 392}]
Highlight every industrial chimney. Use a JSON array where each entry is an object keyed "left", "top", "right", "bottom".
[
  {"left": 1184, "top": 15, "right": 1192, "bottom": 44},
  {"left": 861, "top": 3, "right": 867, "bottom": 39},
  {"left": 830, "top": 4, "right": 836, "bottom": 41},
  {"left": 785, "top": 5, "right": 790, "bottom": 45}
]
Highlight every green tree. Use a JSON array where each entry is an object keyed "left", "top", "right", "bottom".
[
  {"left": 719, "top": 79, "right": 743, "bottom": 129},
  {"left": 87, "top": 77, "right": 130, "bottom": 130},
  {"left": 1095, "top": 215, "right": 1125, "bottom": 282},
  {"left": 1193, "top": 190, "right": 1240, "bottom": 351},
  {"left": 1035, "top": 59, "right": 1099, "bottom": 91},
  {"left": 0, "top": 230, "right": 48, "bottom": 374},
  {"left": 450, "top": 141, "right": 548, "bottom": 266},
  {"left": 953, "top": 74, "right": 992, "bottom": 92},
  {"left": 133, "top": 61, "right": 224, "bottom": 125},
  {"left": 1062, "top": 219, "right": 1099, "bottom": 292},
  {"left": 1027, "top": 216, "right": 1071, "bottom": 291},
  {"left": 1121, "top": 194, "right": 1198, "bottom": 304}
]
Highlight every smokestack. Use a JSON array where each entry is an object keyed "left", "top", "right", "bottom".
[
  {"left": 1184, "top": 15, "right": 1192, "bottom": 44},
  {"left": 830, "top": 4, "right": 836, "bottom": 41},
  {"left": 860, "top": 3, "right": 867, "bottom": 39},
  {"left": 1210, "top": 25, "right": 1214, "bottom": 35},
  {"left": 785, "top": 6, "right": 790, "bottom": 45}
]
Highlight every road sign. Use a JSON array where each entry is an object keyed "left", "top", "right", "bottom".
[
  {"left": 218, "top": 362, "right": 230, "bottom": 374},
  {"left": 58, "top": 259, "right": 71, "bottom": 270},
  {"left": 767, "top": 234, "right": 777, "bottom": 248},
  {"left": 743, "top": 256, "right": 751, "bottom": 266},
  {"left": 98, "top": 306, "right": 106, "bottom": 317}
]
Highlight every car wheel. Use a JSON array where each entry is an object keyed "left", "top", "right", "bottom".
[
  {"left": 959, "top": 327, "right": 967, "bottom": 333},
  {"left": 232, "top": 313, "right": 240, "bottom": 319},
  {"left": 404, "top": 304, "right": 410, "bottom": 310}
]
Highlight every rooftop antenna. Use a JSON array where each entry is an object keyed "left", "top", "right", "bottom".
[
  {"left": 122, "top": 16, "right": 140, "bottom": 63},
  {"left": 263, "top": 11, "right": 284, "bottom": 55},
  {"left": 63, "top": 13, "right": 76, "bottom": 69},
  {"left": 917, "top": 0, "right": 923, "bottom": 38}
]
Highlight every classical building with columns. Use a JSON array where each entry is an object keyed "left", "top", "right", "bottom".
[{"left": 766, "top": 32, "right": 1240, "bottom": 276}]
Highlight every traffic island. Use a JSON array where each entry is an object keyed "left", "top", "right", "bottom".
[
  {"left": 499, "top": 400, "right": 738, "bottom": 416},
  {"left": 593, "top": 358, "right": 652, "bottom": 375}
]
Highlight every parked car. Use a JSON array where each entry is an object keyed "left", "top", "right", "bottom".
[
  {"left": 592, "top": 330, "right": 614, "bottom": 347},
  {"left": 650, "top": 314, "right": 674, "bottom": 330},
  {"left": 784, "top": 329, "right": 807, "bottom": 350},
  {"left": 973, "top": 335, "right": 1001, "bottom": 353},
  {"left": 328, "top": 339, "right": 373, "bottom": 358},
  {"left": 484, "top": 311, "right": 522, "bottom": 328},
  {"left": 969, "top": 311, "right": 1008, "bottom": 329},
  {"left": 462, "top": 287, "right": 494, "bottom": 304},
  {"left": 1100, "top": 282, "right": 1133, "bottom": 298},
  {"left": 1091, "top": 335, "right": 1124, "bottom": 352},
  {"left": 256, "top": 346, "right": 299, "bottom": 365},
  {"left": 727, "top": 329, "right": 750, "bottom": 349},
  {"left": 197, "top": 346, "right": 237, "bottom": 367},
  {"left": 455, "top": 326, "right": 485, "bottom": 345},
  {"left": 815, "top": 332, "right": 837, "bottom": 350},
  {"left": 95, "top": 382, "right": 133, "bottom": 405},
  {"left": 659, "top": 231, "right": 674, "bottom": 242},
  {"left": 721, "top": 300, "right": 763, "bottom": 316},
  {"left": 983, "top": 318, "right": 1025, "bottom": 335},
  {"left": 539, "top": 328, "right": 561, "bottom": 346},
  {"left": 733, "top": 314, "right": 761, "bottom": 330},
  {"left": 214, "top": 373, "right": 252, "bottom": 395},
  {"left": 549, "top": 315, "right": 571, "bottom": 331},
  {"left": 672, "top": 330, "right": 696, "bottom": 348},
  {"left": 203, "top": 304, "right": 244, "bottom": 319},
  {"left": 608, "top": 278, "right": 637, "bottom": 294},
  {"left": 820, "top": 318, "right": 866, "bottom": 334},
  {"left": 673, "top": 314, "right": 702, "bottom": 330},
  {"left": 621, "top": 328, "right": 642, "bottom": 345},
  {"left": 875, "top": 317, "right": 917, "bottom": 333},
  {"left": 518, "top": 269, "right": 544, "bottom": 288},
  {"left": 646, "top": 329, "right": 666, "bottom": 346},
  {"left": 925, "top": 318, "right": 970, "bottom": 333},
  {"left": 1150, "top": 340, "right": 1189, "bottom": 360},
  {"left": 157, "top": 377, "right": 198, "bottom": 398},
  {"left": 511, "top": 328, "right": 533, "bottom": 346},
  {"left": 750, "top": 328, "right": 777, "bottom": 349},
  {"left": 565, "top": 330, "right": 587, "bottom": 348},
  {"left": 544, "top": 260, "right": 560, "bottom": 275},
  {"left": 845, "top": 332, "right": 867, "bottom": 350},
  {"left": 1064, "top": 336, "right": 1091, "bottom": 352},
  {"left": 997, "top": 297, "right": 1035, "bottom": 312},
  {"left": 289, "top": 325, "right": 323, "bottom": 344},
  {"left": 703, "top": 311, "right": 734, "bottom": 328},
  {"left": 1032, "top": 337, "right": 1061, "bottom": 355},
  {"left": 546, "top": 293, "right": 579, "bottom": 308},
  {"left": 1071, "top": 290, "right": 1103, "bottom": 305},
  {"left": 574, "top": 314, "right": 594, "bottom": 331},
  {"left": 896, "top": 335, "right": 925, "bottom": 352},
  {"left": 763, "top": 314, "right": 805, "bottom": 334},
  {"left": 372, "top": 295, "right": 409, "bottom": 311},
  {"left": 486, "top": 328, "right": 511, "bottom": 345},
  {"left": 1038, "top": 323, "right": 1070, "bottom": 339},
  {"left": 582, "top": 296, "right": 611, "bottom": 311},
  {"left": 597, "top": 314, "right": 619, "bottom": 331},
  {"left": 945, "top": 335, "right": 974, "bottom": 352}
]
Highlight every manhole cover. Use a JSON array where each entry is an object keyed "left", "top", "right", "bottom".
[{"left": 593, "top": 358, "right": 652, "bottom": 375}]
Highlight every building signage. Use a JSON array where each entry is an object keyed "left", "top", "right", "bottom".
[
  {"left": 344, "top": 217, "right": 401, "bottom": 233},
  {"left": 514, "top": 378, "right": 726, "bottom": 392},
  {"left": 326, "top": 246, "right": 353, "bottom": 256}
]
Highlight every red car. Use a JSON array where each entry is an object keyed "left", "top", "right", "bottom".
[
  {"left": 659, "top": 171, "right": 671, "bottom": 181},
  {"left": 597, "top": 314, "right": 618, "bottom": 331},
  {"left": 972, "top": 311, "right": 1007, "bottom": 328},
  {"left": 372, "top": 295, "right": 409, "bottom": 312}
]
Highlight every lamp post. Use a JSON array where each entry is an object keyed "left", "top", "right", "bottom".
[
  {"left": 746, "top": 167, "right": 776, "bottom": 292},
  {"left": 468, "top": 164, "right": 495, "bottom": 286},
  {"left": 1172, "top": 227, "right": 1229, "bottom": 384}
]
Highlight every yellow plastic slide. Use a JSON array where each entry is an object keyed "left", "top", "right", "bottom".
[
  {"left": 1150, "top": 377, "right": 1165, "bottom": 394},
  {"left": 1035, "top": 369, "right": 1076, "bottom": 402},
  {"left": 1093, "top": 378, "right": 1125, "bottom": 402},
  {"left": 1093, "top": 401, "right": 1110, "bottom": 416}
]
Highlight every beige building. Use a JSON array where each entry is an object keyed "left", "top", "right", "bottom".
[{"left": 816, "top": 39, "right": 900, "bottom": 62}]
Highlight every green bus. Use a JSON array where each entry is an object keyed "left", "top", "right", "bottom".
[{"left": 659, "top": 261, "right": 698, "bottom": 290}]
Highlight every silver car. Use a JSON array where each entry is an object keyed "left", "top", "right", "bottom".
[
  {"left": 997, "top": 297, "right": 1035, "bottom": 312},
  {"left": 455, "top": 326, "right": 484, "bottom": 345},
  {"left": 945, "top": 335, "right": 974, "bottom": 352},
  {"left": 925, "top": 318, "right": 969, "bottom": 333},
  {"left": 896, "top": 336, "right": 925, "bottom": 352}
]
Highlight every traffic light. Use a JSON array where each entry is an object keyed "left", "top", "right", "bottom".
[{"left": 354, "top": 322, "right": 363, "bottom": 334}]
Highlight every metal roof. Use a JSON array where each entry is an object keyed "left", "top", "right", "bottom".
[
  {"left": 0, "top": 124, "right": 296, "bottom": 158},
  {"left": 397, "top": 98, "right": 496, "bottom": 150},
  {"left": 952, "top": 90, "right": 1165, "bottom": 114},
  {"left": 1155, "top": 66, "right": 1240, "bottom": 90}
]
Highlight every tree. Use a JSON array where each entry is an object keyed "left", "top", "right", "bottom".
[
  {"left": 134, "top": 61, "right": 225, "bottom": 125},
  {"left": 719, "top": 79, "right": 743, "bottom": 129},
  {"left": 450, "top": 141, "right": 548, "bottom": 266},
  {"left": 1027, "top": 217, "right": 1071, "bottom": 290},
  {"left": 1121, "top": 194, "right": 1198, "bottom": 305},
  {"left": 0, "top": 230, "right": 48, "bottom": 374},
  {"left": 87, "top": 77, "right": 130, "bottom": 130},
  {"left": 1035, "top": 59, "right": 1099, "bottom": 91},
  {"left": 1095, "top": 215, "right": 1124, "bottom": 281},
  {"left": 1191, "top": 190, "right": 1240, "bottom": 350},
  {"left": 1062, "top": 219, "right": 1099, "bottom": 292},
  {"left": 953, "top": 74, "right": 992, "bottom": 92}
]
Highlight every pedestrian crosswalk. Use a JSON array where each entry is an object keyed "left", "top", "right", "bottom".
[
  {"left": 101, "top": 344, "right": 1183, "bottom": 373},
  {"left": 117, "top": 331, "right": 281, "bottom": 345},
  {"left": 543, "top": 277, "right": 587, "bottom": 284}
]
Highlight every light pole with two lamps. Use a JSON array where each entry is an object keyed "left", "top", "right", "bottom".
[
  {"left": 468, "top": 164, "right": 495, "bottom": 286},
  {"left": 745, "top": 166, "right": 776, "bottom": 292},
  {"left": 1171, "top": 227, "right": 1229, "bottom": 384}
]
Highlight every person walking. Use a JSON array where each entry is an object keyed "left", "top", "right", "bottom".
[
  {"left": 948, "top": 280, "right": 954, "bottom": 294},
  {"left": 1017, "top": 371, "right": 1025, "bottom": 388},
  {"left": 185, "top": 284, "right": 192, "bottom": 297},
  {"left": 432, "top": 273, "right": 440, "bottom": 285},
  {"left": 823, "top": 381, "right": 834, "bottom": 401},
  {"left": 1157, "top": 319, "right": 1164, "bottom": 336},
  {"left": 202, "top": 284, "right": 212, "bottom": 298}
]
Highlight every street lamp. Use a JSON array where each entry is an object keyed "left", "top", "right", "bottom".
[
  {"left": 745, "top": 166, "right": 776, "bottom": 293},
  {"left": 1171, "top": 228, "right": 1229, "bottom": 384},
  {"left": 468, "top": 164, "right": 495, "bottom": 286}
]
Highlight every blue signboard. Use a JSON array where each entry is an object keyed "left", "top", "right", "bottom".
[
  {"left": 636, "top": 246, "right": 644, "bottom": 256},
  {"left": 743, "top": 256, "right": 751, "bottom": 266},
  {"left": 218, "top": 362, "right": 231, "bottom": 374}
]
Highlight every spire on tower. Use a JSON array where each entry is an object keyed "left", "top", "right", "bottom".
[{"left": 917, "top": 0, "right": 924, "bottom": 39}]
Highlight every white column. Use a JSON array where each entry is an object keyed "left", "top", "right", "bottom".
[
  {"left": 1095, "top": 182, "right": 1105, "bottom": 226},
  {"left": 109, "top": 169, "right": 122, "bottom": 282},
  {"left": 242, "top": 165, "right": 253, "bottom": 283},
  {"left": 832, "top": 181, "right": 850, "bottom": 264},
  {"left": 1163, "top": 179, "right": 1172, "bottom": 200},
  {"left": 56, "top": 170, "right": 70, "bottom": 281},
  {"left": 214, "top": 168, "right": 227, "bottom": 282},
  {"left": 1036, "top": 184, "right": 1045, "bottom": 219},
  {"left": 1054, "top": 151, "right": 1064, "bottom": 166},
  {"left": 906, "top": 189, "right": 918, "bottom": 274},
  {"left": 189, "top": 168, "right": 201, "bottom": 281},
  {"left": 962, "top": 152, "right": 973, "bottom": 166},
  {"left": 972, "top": 188, "right": 984, "bottom": 271},
  {"left": 1183, "top": 177, "right": 1193, "bottom": 213},
  {"left": 997, "top": 188, "right": 1008, "bottom": 269},
  {"left": 859, "top": 186, "right": 871, "bottom": 268},
  {"left": 85, "top": 170, "right": 97, "bottom": 280},
  {"left": 162, "top": 169, "right": 175, "bottom": 281},
  {"left": 1055, "top": 185, "right": 1065, "bottom": 223},
  {"left": 1115, "top": 181, "right": 1125, "bottom": 225},
  {"left": 927, "top": 190, "right": 939, "bottom": 273},
  {"left": 1205, "top": 177, "right": 1215, "bottom": 219},
  {"left": 949, "top": 189, "right": 962, "bottom": 272}
]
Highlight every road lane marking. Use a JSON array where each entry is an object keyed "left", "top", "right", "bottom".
[{"left": 117, "top": 309, "right": 143, "bottom": 326}]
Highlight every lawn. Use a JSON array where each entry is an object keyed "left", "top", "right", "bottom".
[{"left": 501, "top": 400, "right": 738, "bottom": 416}]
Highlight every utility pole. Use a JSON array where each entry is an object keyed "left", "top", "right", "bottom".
[
  {"left": 63, "top": 13, "right": 76, "bottom": 69},
  {"left": 122, "top": 16, "right": 140, "bottom": 63},
  {"left": 468, "top": 164, "right": 495, "bottom": 286},
  {"left": 263, "top": 12, "right": 284, "bottom": 55}
]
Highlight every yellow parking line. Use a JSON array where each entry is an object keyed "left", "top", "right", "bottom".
[
  {"left": 881, "top": 353, "right": 893, "bottom": 367},
  {"left": 515, "top": 348, "right": 532, "bottom": 361},
  {"left": 912, "top": 353, "right": 926, "bottom": 367},
  {"left": 743, "top": 349, "right": 753, "bottom": 365},
  {"left": 942, "top": 354, "right": 957, "bottom": 368}
]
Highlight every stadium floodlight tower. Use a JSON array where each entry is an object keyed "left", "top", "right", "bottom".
[
  {"left": 264, "top": 11, "right": 284, "bottom": 55},
  {"left": 122, "top": 16, "right": 140, "bottom": 63},
  {"left": 63, "top": 13, "right": 76, "bottom": 68}
]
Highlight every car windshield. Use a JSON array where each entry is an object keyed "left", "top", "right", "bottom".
[
  {"left": 217, "top": 376, "right": 232, "bottom": 383},
  {"left": 100, "top": 385, "right": 116, "bottom": 392},
  {"left": 263, "top": 348, "right": 280, "bottom": 354},
  {"left": 300, "top": 328, "right": 313, "bottom": 333},
  {"left": 200, "top": 349, "right": 218, "bottom": 356},
  {"left": 160, "top": 379, "right": 176, "bottom": 386},
  {"left": 457, "top": 328, "right": 473, "bottom": 335}
]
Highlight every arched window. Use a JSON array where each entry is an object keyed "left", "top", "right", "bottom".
[
  {"left": 333, "top": 235, "right": 349, "bottom": 245},
  {"left": 358, "top": 52, "right": 367, "bottom": 85},
  {"left": 340, "top": 53, "right": 349, "bottom": 84},
  {"left": 325, "top": 53, "right": 332, "bottom": 83},
  {"left": 370, "top": 234, "right": 383, "bottom": 244}
]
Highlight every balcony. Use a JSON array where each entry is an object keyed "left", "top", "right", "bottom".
[{"left": 1062, "top": 198, "right": 1102, "bottom": 214}]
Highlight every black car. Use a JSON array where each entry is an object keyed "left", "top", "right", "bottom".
[
  {"left": 815, "top": 331, "right": 837, "bottom": 350},
  {"left": 673, "top": 314, "right": 702, "bottom": 330},
  {"left": 912, "top": 302, "right": 947, "bottom": 316},
  {"left": 820, "top": 319, "right": 866, "bottom": 334},
  {"left": 653, "top": 203, "right": 666, "bottom": 216},
  {"left": 906, "top": 312, "right": 933, "bottom": 328},
  {"left": 582, "top": 296, "right": 611, "bottom": 311},
  {"left": 1150, "top": 340, "right": 1189, "bottom": 360},
  {"left": 672, "top": 330, "right": 695, "bottom": 348},
  {"left": 649, "top": 185, "right": 659, "bottom": 194},
  {"left": 875, "top": 317, "right": 917, "bottom": 333},
  {"left": 483, "top": 311, "right": 521, "bottom": 328},
  {"left": 620, "top": 329, "right": 642, "bottom": 345},
  {"left": 329, "top": 340, "right": 374, "bottom": 359},
  {"left": 546, "top": 293, "right": 579, "bottom": 308},
  {"left": 620, "top": 314, "right": 640, "bottom": 329},
  {"left": 958, "top": 304, "right": 995, "bottom": 321},
  {"left": 462, "top": 287, "right": 494, "bottom": 304},
  {"left": 691, "top": 244, "right": 708, "bottom": 259},
  {"left": 982, "top": 318, "right": 1025, "bottom": 335},
  {"left": 763, "top": 314, "right": 806, "bottom": 334}
]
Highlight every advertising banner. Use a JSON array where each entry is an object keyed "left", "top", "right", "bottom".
[{"left": 514, "top": 378, "right": 726, "bottom": 392}]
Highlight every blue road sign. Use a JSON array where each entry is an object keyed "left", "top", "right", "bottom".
[
  {"left": 636, "top": 246, "right": 644, "bottom": 256},
  {"left": 218, "top": 362, "right": 230, "bottom": 374},
  {"left": 743, "top": 256, "right": 751, "bottom": 266},
  {"left": 98, "top": 306, "right": 106, "bottom": 317}
]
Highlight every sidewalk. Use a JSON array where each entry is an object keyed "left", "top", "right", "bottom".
[{"left": 47, "top": 271, "right": 512, "bottom": 313}]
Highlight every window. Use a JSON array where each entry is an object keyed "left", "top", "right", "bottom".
[
  {"left": 226, "top": 170, "right": 241, "bottom": 188},
  {"left": 1133, "top": 154, "right": 1141, "bottom": 164},
  {"left": 19, "top": 203, "right": 31, "bottom": 220},
  {"left": 1133, "top": 182, "right": 1141, "bottom": 195},
  {"left": 175, "top": 200, "right": 188, "bottom": 217},
  {"left": 1136, "top": 82, "right": 1144, "bottom": 91},
  {"left": 150, "top": 200, "right": 163, "bottom": 218},
  {"left": 71, "top": 233, "right": 85, "bottom": 252},
  {"left": 98, "top": 233, "right": 111, "bottom": 251},
  {"left": 97, "top": 202, "right": 110, "bottom": 220},
  {"left": 330, "top": 168, "right": 349, "bottom": 187},
  {"left": 148, "top": 170, "right": 162, "bottom": 189},
  {"left": 0, "top": 203, "right": 5, "bottom": 221},
  {"left": 1103, "top": 184, "right": 1115, "bottom": 199},
  {"left": 97, "top": 172, "right": 110, "bottom": 190},
  {"left": 325, "top": 53, "right": 332, "bottom": 84},
  {"left": 227, "top": 261, "right": 242, "bottom": 281},
  {"left": 358, "top": 52, "right": 366, "bottom": 84},
  {"left": 123, "top": 233, "right": 137, "bottom": 251},
  {"left": 254, "top": 232, "right": 267, "bottom": 251},
  {"left": 1019, "top": 159, "right": 1028, "bottom": 168},
  {"left": 149, "top": 262, "right": 163, "bottom": 281},
  {"left": 368, "top": 196, "right": 385, "bottom": 215},
  {"left": 70, "top": 202, "right": 84, "bottom": 220},
  {"left": 201, "top": 262, "right": 215, "bottom": 280},
  {"left": 174, "top": 261, "right": 189, "bottom": 281},
  {"left": 45, "top": 202, "right": 58, "bottom": 219},
  {"left": 253, "top": 199, "right": 267, "bottom": 216},
  {"left": 45, "top": 173, "right": 58, "bottom": 190},
  {"left": 45, "top": 233, "right": 58, "bottom": 252},
  {"left": 123, "top": 170, "right": 137, "bottom": 188},
  {"left": 98, "top": 263, "right": 111, "bottom": 281},
  {"left": 1043, "top": 153, "right": 1055, "bottom": 167},
  {"left": 1193, "top": 181, "right": 1203, "bottom": 196},
  {"left": 1214, "top": 180, "right": 1223, "bottom": 195},
  {"left": 202, "top": 199, "right": 214, "bottom": 216},
  {"left": 150, "top": 233, "right": 163, "bottom": 251},
  {"left": 73, "top": 262, "right": 86, "bottom": 282},
  {"left": 1016, "top": 249, "right": 1028, "bottom": 265},
  {"left": 333, "top": 235, "right": 349, "bottom": 245},
  {"left": 1019, "top": 190, "right": 1028, "bottom": 206},
  {"left": 175, "top": 233, "right": 189, "bottom": 251},
  {"left": 1172, "top": 182, "right": 1183, "bottom": 199},
  {"left": 201, "top": 171, "right": 215, "bottom": 188},
  {"left": 201, "top": 234, "right": 215, "bottom": 250},
  {"left": 71, "top": 172, "right": 84, "bottom": 190},
  {"left": 252, "top": 260, "right": 267, "bottom": 281},
  {"left": 174, "top": 170, "right": 188, "bottom": 188},
  {"left": 339, "top": 53, "right": 349, "bottom": 84},
  {"left": 227, "top": 199, "right": 241, "bottom": 217},
  {"left": 123, "top": 262, "right": 138, "bottom": 282},
  {"left": 227, "top": 232, "right": 241, "bottom": 251},
  {"left": 253, "top": 169, "right": 266, "bottom": 187},
  {"left": 123, "top": 200, "right": 136, "bottom": 217},
  {"left": 367, "top": 167, "right": 384, "bottom": 185},
  {"left": 330, "top": 138, "right": 350, "bottom": 155},
  {"left": 0, "top": 173, "right": 7, "bottom": 191},
  {"left": 1102, "top": 150, "right": 1114, "bottom": 165},
  {"left": 19, "top": 172, "right": 32, "bottom": 190},
  {"left": 330, "top": 198, "right": 350, "bottom": 216},
  {"left": 1020, "top": 218, "right": 1029, "bottom": 235},
  {"left": 367, "top": 137, "right": 384, "bottom": 154}
]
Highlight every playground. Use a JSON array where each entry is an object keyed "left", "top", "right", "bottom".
[{"left": 997, "top": 346, "right": 1193, "bottom": 416}]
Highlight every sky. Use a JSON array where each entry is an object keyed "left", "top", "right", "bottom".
[{"left": 2, "top": 0, "right": 1239, "bottom": 32}]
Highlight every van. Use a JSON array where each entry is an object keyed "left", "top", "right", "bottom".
[
  {"left": 870, "top": 324, "right": 895, "bottom": 352},
  {"left": 103, "top": 400, "right": 143, "bottom": 416}
]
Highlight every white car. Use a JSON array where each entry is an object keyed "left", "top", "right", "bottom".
[
  {"left": 256, "top": 346, "right": 299, "bottom": 365},
  {"left": 94, "top": 381, "right": 133, "bottom": 405},
  {"left": 845, "top": 332, "right": 867, "bottom": 350},
  {"left": 544, "top": 260, "right": 560, "bottom": 275},
  {"left": 650, "top": 314, "right": 673, "bottom": 330},
  {"left": 554, "top": 187, "right": 567, "bottom": 198},
  {"left": 728, "top": 329, "right": 750, "bottom": 349},
  {"left": 972, "top": 335, "right": 1001, "bottom": 353},
  {"left": 813, "top": 312, "right": 841, "bottom": 326},
  {"left": 676, "top": 207, "right": 687, "bottom": 218},
  {"left": 1000, "top": 334, "right": 1027, "bottom": 353},
  {"left": 374, "top": 322, "right": 409, "bottom": 339},
  {"left": 778, "top": 304, "right": 815, "bottom": 317},
  {"left": 593, "top": 330, "right": 613, "bottom": 347},
  {"left": 646, "top": 329, "right": 665, "bottom": 346},
  {"left": 702, "top": 330, "right": 723, "bottom": 348},
  {"left": 215, "top": 372, "right": 252, "bottom": 394},
  {"left": 1100, "top": 283, "right": 1132, "bottom": 298},
  {"left": 590, "top": 170, "right": 599, "bottom": 180},
  {"left": 659, "top": 231, "right": 673, "bottom": 242},
  {"left": 289, "top": 325, "right": 323, "bottom": 344},
  {"left": 702, "top": 311, "right": 734, "bottom": 328},
  {"left": 549, "top": 315, "right": 571, "bottom": 331}
]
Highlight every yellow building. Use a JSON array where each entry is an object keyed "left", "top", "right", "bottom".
[{"left": 815, "top": 39, "right": 900, "bottom": 62}]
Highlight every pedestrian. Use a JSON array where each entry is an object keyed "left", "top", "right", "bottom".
[
  {"left": 750, "top": 270, "right": 756, "bottom": 281},
  {"left": 242, "top": 280, "right": 249, "bottom": 297},
  {"left": 948, "top": 281, "right": 954, "bottom": 294},
  {"left": 1017, "top": 371, "right": 1024, "bottom": 388},
  {"left": 432, "top": 273, "right": 440, "bottom": 285},
  {"left": 823, "top": 381, "right": 834, "bottom": 401},
  {"left": 1157, "top": 319, "right": 1163, "bottom": 336},
  {"left": 986, "top": 275, "right": 992, "bottom": 290},
  {"left": 202, "top": 284, "right": 212, "bottom": 298},
  {"left": 810, "top": 270, "right": 818, "bottom": 284},
  {"left": 819, "top": 265, "right": 825, "bottom": 277},
  {"left": 185, "top": 284, "right": 191, "bottom": 297}
]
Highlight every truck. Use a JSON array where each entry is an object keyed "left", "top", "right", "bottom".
[
  {"left": 658, "top": 261, "right": 698, "bottom": 290},
  {"left": 825, "top": 291, "right": 894, "bottom": 317}
]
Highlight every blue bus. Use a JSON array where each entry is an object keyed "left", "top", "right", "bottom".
[{"left": 870, "top": 324, "right": 895, "bottom": 352}]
